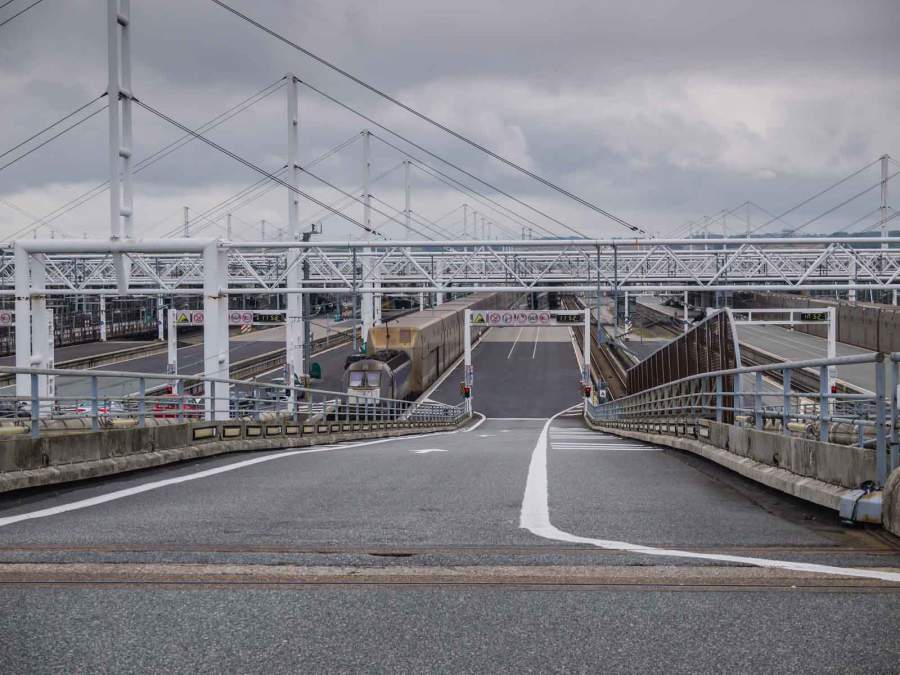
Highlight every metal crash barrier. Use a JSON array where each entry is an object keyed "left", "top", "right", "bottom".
[
  {"left": 586, "top": 352, "right": 900, "bottom": 488},
  {"left": 0, "top": 365, "right": 467, "bottom": 440}
]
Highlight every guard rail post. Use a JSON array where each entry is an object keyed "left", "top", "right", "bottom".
[
  {"left": 876, "top": 353, "right": 887, "bottom": 486},
  {"left": 782, "top": 368, "right": 791, "bottom": 436},
  {"left": 90, "top": 375, "right": 99, "bottom": 432},
  {"left": 819, "top": 365, "right": 829, "bottom": 443},
  {"left": 715, "top": 374, "right": 723, "bottom": 423},
  {"left": 138, "top": 377, "right": 146, "bottom": 427},
  {"left": 754, "top": 372, "right": 763, "bottom": 430},
  {"left": 30, "top": 373, "right": 40, "bottom": 438}
]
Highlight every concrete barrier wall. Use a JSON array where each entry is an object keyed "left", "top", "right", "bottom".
[
  {"left": 0, "top": 416, "right": 463, "bottom": 493},
  {"left": 588, "top": 417, "right": 878, "bottom": 518}
]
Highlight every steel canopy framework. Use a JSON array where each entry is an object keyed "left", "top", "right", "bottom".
[{"left": 5, "top": 236, "right": 900, "bottom": 297}]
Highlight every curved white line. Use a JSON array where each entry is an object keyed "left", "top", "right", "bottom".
[{"left": 520, "top": 406, "right": 900, "bottom": 584}]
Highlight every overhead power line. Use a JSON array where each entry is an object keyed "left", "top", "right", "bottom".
[
  {"left": 0, "top": 105, "right": 107, "bottom": 174},
  {"left": 10, "top": 78, "right": 285, "bottom": 240},
  {"left": 785, "top": 168, "right": 900, "bottom": 235},
  {"left": 133, "top": 96, "right": 395, "bottom": 239},
  {"left": 0, "top": 93, "right": 107, "bottom": 162},
  {"left": 749, "top": 158, "right": 882, "bottom": 235},
  {"left": 0, "top": 0, "right": 45, "bottom": 28},
  {"left": 209, "top": 0, "right": 641, "bottom": 235},
  {"left": 297, "top": 78, "right": 572, "bottom": 239}
]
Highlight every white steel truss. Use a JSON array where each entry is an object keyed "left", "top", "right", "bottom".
[{"left": 5, "top": 237, "right": 900, "bottom": 296}]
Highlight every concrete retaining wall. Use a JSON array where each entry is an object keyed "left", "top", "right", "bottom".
[{"left": 0, "top": 416, "right": 463, "bottom": 493}]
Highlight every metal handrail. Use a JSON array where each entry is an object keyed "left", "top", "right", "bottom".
[
  {"left": 586, "top": 351, "right": 896, "bottom": 488},
  {"left": 0, "top": 364, "right": 467, "bottom": 438}
]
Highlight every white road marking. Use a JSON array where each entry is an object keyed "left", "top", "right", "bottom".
[
  {"left": 507, "top": 327, "right": 524, "bottom": 359},
  {"left": 521, "top": 406, "right": 900, "bottom": 584},
  {"left": 0, "top": 413, "right": 488, "bottom": 530},
  {"left": 410, "top": 448, "right": 447, "bottom": 454},
  {"left": 478, "top": 434, "right": 495, "bottom": 438},
  {"left": 416, "top": 328, "right": 491, "bottom": 403},
  {"left": 532, "top": 327, "right": 540, "bottom": 359}
]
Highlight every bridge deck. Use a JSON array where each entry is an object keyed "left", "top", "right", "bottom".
[{"left": 1, "top": 325, "right": 898, "bottom": 672}]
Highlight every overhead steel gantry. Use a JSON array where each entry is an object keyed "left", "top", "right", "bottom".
[{"left": 5, "top": 236, "right": 900, "bottom": 297}]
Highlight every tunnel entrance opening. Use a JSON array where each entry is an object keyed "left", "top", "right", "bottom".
[{"left": 463, "top": 308, "right": 592, "bottom": 416}]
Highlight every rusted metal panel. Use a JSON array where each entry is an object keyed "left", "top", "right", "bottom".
[{"left": 626, "top": 311, "right": 737, "bottom": 423}]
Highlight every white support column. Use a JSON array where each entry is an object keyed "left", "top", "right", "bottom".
[
  {"left": 403, "top": 159, "right": 412, "bottom": 240},
  {"left": 14, "top": 245, "right": 32, "bottom": 399},
  {"left": 463, "top": 309, "right": 473, "bottom": 415},
  {"left": 203, "top": 243, "right": 230, "bottom": 421},
  {"left": 167, "top": 308, "right": 178, "bottom": 392},
  {"left": 360, "top": 131, "right": 375, "bottom": 350},
  {"left": 99, "top": 295, "right": 107, "bottom": 341},
  {"left": 826, "top": 307, "right": 837, "bottom": 411},
  {"left": 29, "top": 257, "right": 52, "bottom": 408},
  {"left": 183, "top": 206, "right": 190, "bottom": 238},
  {"left": 226, "top": 212, "right": 233, "bottom": 240},
  {"left": 435, "top": 258, "right": 445, "bottom": 306},
  {"left": 849, "top": 260, "right": 857, "bottom": 302},
  {"left": 683, "top": 290, "right": 689, "bottom": 334},
  {"left": 881, "top": 154, "right": 890, "bottom": 250},
  {"left": 285, "top": 74, "right": 304, "bottom": 408},
  {"left": 107, "top": 0, "right": 133, "bottom": 293},
  {"left": 462, "top": 203, "right": 468, "bottom": 236},
  {"left": 582, "top": 308, "right": 590, "bottom": 398},
  {"left": 156, "top": 296, "right": 164, "bottom": 340}
]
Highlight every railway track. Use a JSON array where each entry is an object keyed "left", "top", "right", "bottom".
[{"left": 562, "top": 296, "right": 628, "bottom": 399}]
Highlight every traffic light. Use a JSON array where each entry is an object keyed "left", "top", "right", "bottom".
[
  {"left": 582, "top": 383, "right": 592, "bottom": 398},
  {"left": 460, "top": 382, "right": 471, "bottom": 398}
]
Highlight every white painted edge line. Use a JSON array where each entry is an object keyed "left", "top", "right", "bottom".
[
  {"left": 0, "top": 413, "right": 487, "bottom": 530},
  {"left": 520, "top": 405, "right": 900, "bottom": 584},
  {"left": 416, "top": 328, "right": 491, "bottom": 404},
  {"left": 532, "top": 327, "right": 540, "bottom": 359}
]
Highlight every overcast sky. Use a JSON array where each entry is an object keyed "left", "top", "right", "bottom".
[{"left": 1, "top": 0, "right": 898, "bottom": 241}]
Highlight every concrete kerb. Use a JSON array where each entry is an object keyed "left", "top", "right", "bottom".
[
  {"left": 584, "top": 416, "right": 883, "bottom": 524},
  {"left": 0, "top": 415, "right": 469, "bottom": 493}
]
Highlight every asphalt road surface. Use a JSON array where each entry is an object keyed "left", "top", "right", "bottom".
[
  {"left": 1, "top": 325, "right": 898, "bottom": 672},
  {"left": 430, "top": 326, "right": 583, "bottom": 417},
  {"left": 738, "top": 323, "right": 876, "bottom": 393}
]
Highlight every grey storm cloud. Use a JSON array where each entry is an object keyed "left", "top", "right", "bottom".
[{"left": 0, "top": 0, "right": 898, "bottom": 240}]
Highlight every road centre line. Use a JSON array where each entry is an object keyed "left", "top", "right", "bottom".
[
  {"left": 507, "top": 327, "right": 525, "bottom": 359},
  {"left": 0, "top": 413, "right": 487, "bottom": 530},
  {"left": 520, "top": 405, "right": 900, "bottom": 584}
]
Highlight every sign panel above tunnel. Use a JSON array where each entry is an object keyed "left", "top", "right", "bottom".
[{"left": 470, "top": 309, "right": 555, "bottom": 327}]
